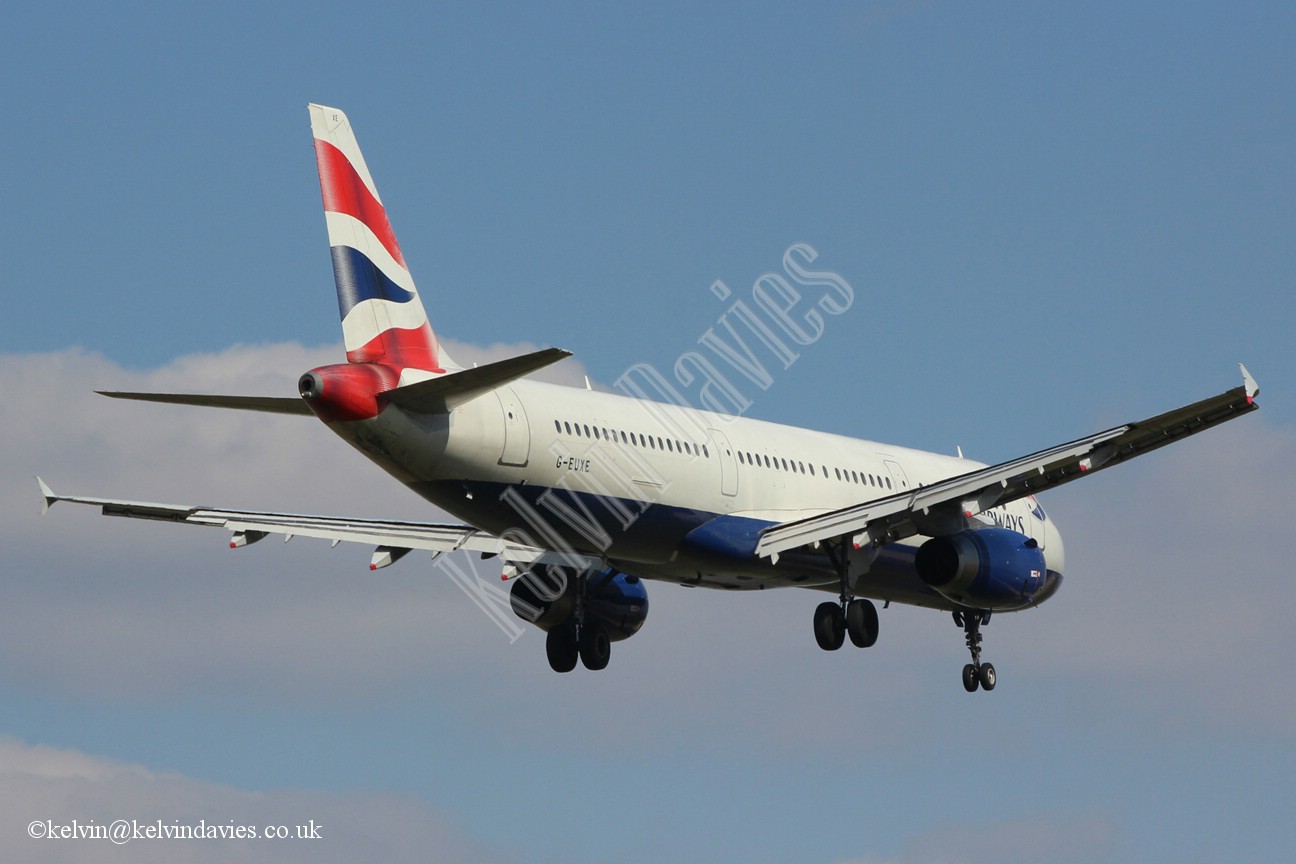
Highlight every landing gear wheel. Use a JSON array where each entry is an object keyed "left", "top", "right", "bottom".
[
  {"left": 846, "top": 599, "right": 879, "bottom": 648},
  {"left": 578, "top": 623, "right": 611, "bottom": 671},
  {"left": 813, "top": 601, "right": 846, "bottom": 651},
  {"left": 955, "top": 609, "right": 999, "bottom": 692},
  {"left": 546, "top": 626, "right": 578, "bottom": 673}
]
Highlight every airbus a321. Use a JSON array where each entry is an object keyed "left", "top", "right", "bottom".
[{"left": 38, "top": 105, "right": 1261, "bottom": 692}]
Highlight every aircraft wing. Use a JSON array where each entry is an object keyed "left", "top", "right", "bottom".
[
  {"left": 755, "top": 364, "right": 1260, "bottom": 559},
  {"left": 35, "top": 479, "right": 598, "bottom": 574}
]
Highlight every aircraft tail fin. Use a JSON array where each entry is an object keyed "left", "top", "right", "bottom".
[{"left": 308, "top": 104, "right": 458, "bottom": 373}]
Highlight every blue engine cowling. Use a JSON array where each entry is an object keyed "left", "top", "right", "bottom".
[
  {"left": 914, "top": 527, "right": 1052, "bottom": 610},
  {"left": 509, "top": 567, "right": 648, "bottom": 642}
]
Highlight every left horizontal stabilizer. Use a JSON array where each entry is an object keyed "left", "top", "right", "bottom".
[{"left": 97, "top": 391, "right": 313, "bottom": 415}]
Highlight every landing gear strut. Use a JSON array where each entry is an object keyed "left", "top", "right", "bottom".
[
  {"left": 954, "top": 610, "right": 996, "bottom": 692},
  {"left": 813, "top": 539, "right": 879, "bottom": 652}
]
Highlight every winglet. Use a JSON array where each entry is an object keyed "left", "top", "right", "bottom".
[
  {"left": 36, "top": 476, "right": 57, "bottom": 515},
  {"left": 1240, "top": 363, "right": 1259, "bottom": 404}
]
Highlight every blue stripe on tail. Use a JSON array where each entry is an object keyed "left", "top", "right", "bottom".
[{"left": 330, "top": 246, "right": 418, "bottom": 319}]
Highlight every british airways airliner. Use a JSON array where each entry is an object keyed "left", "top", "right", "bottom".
[{"left": 38, "top": 105, "right": 1260, "bottom": 692}]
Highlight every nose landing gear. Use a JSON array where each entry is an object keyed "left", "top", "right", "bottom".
[{"left": 954, "top": 609, "right": 996, "bottom": 692}]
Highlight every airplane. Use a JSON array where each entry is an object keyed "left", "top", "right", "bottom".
[{"left": 38, "top": 104, "right": 1261, "bottom": 692}]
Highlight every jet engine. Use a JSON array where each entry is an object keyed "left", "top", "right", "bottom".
[
  {"left": 914, "top": 527, "right": 1055, "bottom": 610},
  {"left": 510, "top": 567, "right": 648, "bottom": 642}
]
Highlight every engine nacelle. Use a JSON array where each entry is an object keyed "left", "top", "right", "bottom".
[
  {"left": 914, "top": 527, "right": 1053, "bottom": 611},
  {"left": 510, "top": 567, "right": 649, "bottom": 642}
]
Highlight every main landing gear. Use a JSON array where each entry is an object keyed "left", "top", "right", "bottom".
[
  {"left": 955, "top": 609, "right": 996, "bottom": 692},
  {"left": 813, "top": 539, "right": 879, "bottom": 652},
  {"left": 545, "top": 621, "right": 611, "bottom": 673},
  {"left": 542, "top": 570, "right": 615, "bottom": 673},
  {"left": 813, "top": 598, "right": 879, "bottom": 650}
]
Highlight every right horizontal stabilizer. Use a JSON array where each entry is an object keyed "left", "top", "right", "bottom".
[{"left": 382, "top": 347, "right": 572, "bottom": 412}]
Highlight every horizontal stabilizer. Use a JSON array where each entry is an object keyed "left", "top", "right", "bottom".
[
  {"left": 383, "top": 347, "right": 572, "bottom": 412},
  {"left": 97, "top": 391, "right": 313, "bottom": 416}
]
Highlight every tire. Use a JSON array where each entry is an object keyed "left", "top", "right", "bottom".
[
  {"left": 579, "top": 623, "right": 611, "bottom": 671},
  {"left": 846, "top": 599, "right": 879, "bottom": 648},
  {"left": 813, "top": 602, "right": 845, "bottom": 651},
  {"left": 962, "top": 663, "right": 980, "bottom": 692},
  {"left": 546, "top": 625, "right": 578, "bottom": 673},
  {"left": 979, "top": 662, "right": 997, "bottom": 691}
]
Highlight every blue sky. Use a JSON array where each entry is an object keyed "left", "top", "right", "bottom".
[{"left": 3, "top": 2, "right": 1293, "bottom": 862}]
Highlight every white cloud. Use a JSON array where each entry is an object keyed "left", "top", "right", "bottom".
[
  {"left": 4, "top": 343, "right": 1291, "bottom": 746},
  {"left": 0, "top": 735, "right": 505, "bottom": 863},
  {"left": 2, "top": 343, "right": 585, "bottom": 705}
]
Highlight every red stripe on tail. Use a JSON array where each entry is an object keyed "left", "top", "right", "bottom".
[
  {"left": 347, "top": 324, "right": 444, "bottom": 373},
  {"left": 314, "top": 139, "right": 407, "bottom": 269}
]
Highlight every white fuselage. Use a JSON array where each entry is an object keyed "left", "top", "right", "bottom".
[{"left": 325, "top": 378, "right": 1065, "bottom": 612}]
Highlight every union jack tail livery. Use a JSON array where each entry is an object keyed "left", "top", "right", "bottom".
[{"left": 309, "top": 104, "right": 457, "bottom": 374}]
